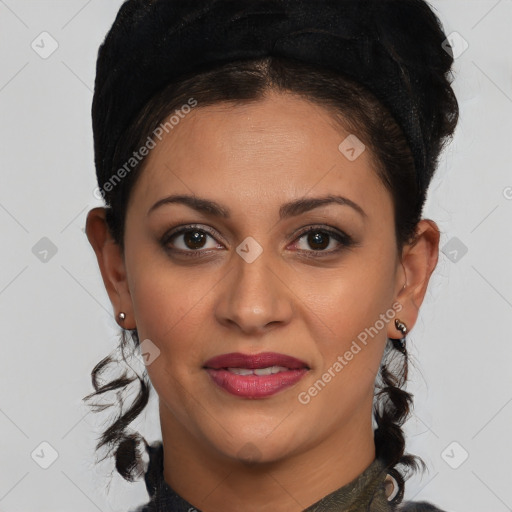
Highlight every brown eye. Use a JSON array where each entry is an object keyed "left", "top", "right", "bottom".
[
  {"left": 293, "top": 226, "right": 354, "bottom": 255},
  {"left": 182, "top": 230, "right": 208, "bottom": 249},
  {"left": 162, "top": 225, "right": 221, "bottom": 253},
  {"left": 306, "top": 231, "right": 330, "bottom": 250}
]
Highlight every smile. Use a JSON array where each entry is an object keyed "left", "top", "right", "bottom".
[{"left": 203, "top": 352, "right": 310, "bottom": 399}]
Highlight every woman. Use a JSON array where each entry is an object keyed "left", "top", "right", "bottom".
[{"left": 84, "top": 0, "right": 459, "bottom": 510}]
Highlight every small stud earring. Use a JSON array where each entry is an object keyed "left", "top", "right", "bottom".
[
  {"left": 394, "top": 318, "right": 408, "bottom": 335},
  {"left": 390, "top": 318, "right": 408, "bottom": 354},
  {"left": 118, "top": 312, "right": 126, "bottom": 321}
]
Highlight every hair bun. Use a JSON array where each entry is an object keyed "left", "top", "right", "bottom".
[{"left": 93, "top": 0, "right": 458, "bottom": 200}]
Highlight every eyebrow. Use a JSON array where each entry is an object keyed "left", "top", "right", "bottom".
[{"left": 148, "top": 193, "right": 367, "bottom": 220}]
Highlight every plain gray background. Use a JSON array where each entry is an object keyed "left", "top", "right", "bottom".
[{"left": 1, "top": 1, "right": 511, "bottom": 511}]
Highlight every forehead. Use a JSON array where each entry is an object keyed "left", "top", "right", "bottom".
[{"left": 128, "top": 91, "right": 391, "bottom": 221}]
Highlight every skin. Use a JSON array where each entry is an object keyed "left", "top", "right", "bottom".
[{"left": 86, "top": 90, "right": 439, "bottom": 512}]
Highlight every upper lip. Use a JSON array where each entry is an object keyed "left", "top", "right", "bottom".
[{"left": 203, "top": 352, "right": 309, "bottom": 370}]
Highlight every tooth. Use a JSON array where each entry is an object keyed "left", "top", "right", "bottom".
[
  {"left": 254, "top": 367, "right": 273, "bottom": 376},
  {"left": 254, "top": 366, "right": 289, "bottom": 376},
  {"left": 228, "top": 368, "right": 254, "bottom": 376},
  {"left": 226, "top": 366, "right": 291, "bottom": 376}
]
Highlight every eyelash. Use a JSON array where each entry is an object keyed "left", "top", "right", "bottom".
[{"left": 160, "top": 224, "right": 355, "bottom": 259}]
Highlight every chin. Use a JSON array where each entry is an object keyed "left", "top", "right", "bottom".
[{"left": 203, "top": 419, "right": 307, "bottom": 466}]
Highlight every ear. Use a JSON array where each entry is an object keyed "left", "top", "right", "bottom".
[
  {"left": 85, "top": 207, "right": 136, "bottom": 329},
  {"left": 388, "top": 219, "right": 440, "bottom": 338}
]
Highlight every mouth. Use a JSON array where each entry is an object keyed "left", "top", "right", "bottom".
[{"left": 203, "top": 352, "right": 310, "bottom": 399}]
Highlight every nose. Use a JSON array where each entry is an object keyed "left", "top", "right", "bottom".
[{"left": 214, "top": 247, "right": 294, "bottom": 336}]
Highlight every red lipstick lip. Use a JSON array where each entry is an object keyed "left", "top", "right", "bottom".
[{"left": 203, "top": 352, "right": 309, "bottom": 370}]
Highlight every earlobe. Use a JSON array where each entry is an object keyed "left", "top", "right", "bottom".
[
  {"left": 85, "top": 207, "right": 135, "bottom": 329},
  {"left": 389, "top": 219, "right": 440, "bottom": 337}
]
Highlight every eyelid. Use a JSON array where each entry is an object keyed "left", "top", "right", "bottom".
[{"left": 291, "top": 223, "right": 352, "bottom": 241}]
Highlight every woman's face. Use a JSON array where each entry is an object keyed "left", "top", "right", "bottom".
[{"left": 118, "top": 91, "right": 407, "bottom": 464}]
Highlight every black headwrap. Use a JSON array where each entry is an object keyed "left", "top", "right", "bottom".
[{"left": 92, "top": 0, "right": 456, "bottom": 200}]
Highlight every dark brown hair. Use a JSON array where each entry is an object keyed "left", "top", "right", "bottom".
[{"left": 84, "top": 55, "right": 458, "bottom": 503}]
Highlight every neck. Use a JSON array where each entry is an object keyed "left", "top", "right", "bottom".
[{"left": 159, "top": 401, "right": 376, "bottom": 512}]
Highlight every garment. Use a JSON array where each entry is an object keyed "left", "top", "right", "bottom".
[{"left": 131, "top": 442, "right": 445, "bottom": 512}]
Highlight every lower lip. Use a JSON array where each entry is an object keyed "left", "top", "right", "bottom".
[{"left": 205, "top": 368, "right": 309, "bottom": 399}]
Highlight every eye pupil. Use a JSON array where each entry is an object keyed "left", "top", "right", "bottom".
[
  {"left": 308, "top": 231, "right": 329, "bottom": 250},
  {"left": 184, "top": 230, "right": 206, "bottom": 249}
]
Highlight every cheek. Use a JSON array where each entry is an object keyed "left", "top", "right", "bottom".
[
  {"left": 293, "top": 269, "right": 396, "bottom": 427},
  {"left": 123, "top": 218, "right": 214, "bottom": 342},
  {"left": 299, "top": 243, "right": 396, "bottom": 334},
  {"left": 128, "top": 263, "right": 213, "bottom": 356},
  {"left": 298, "top": 245, "right": 397, "bottom": 387},
  {"left": 125, "top": 261, "right": 217, "bottom": 422}
]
